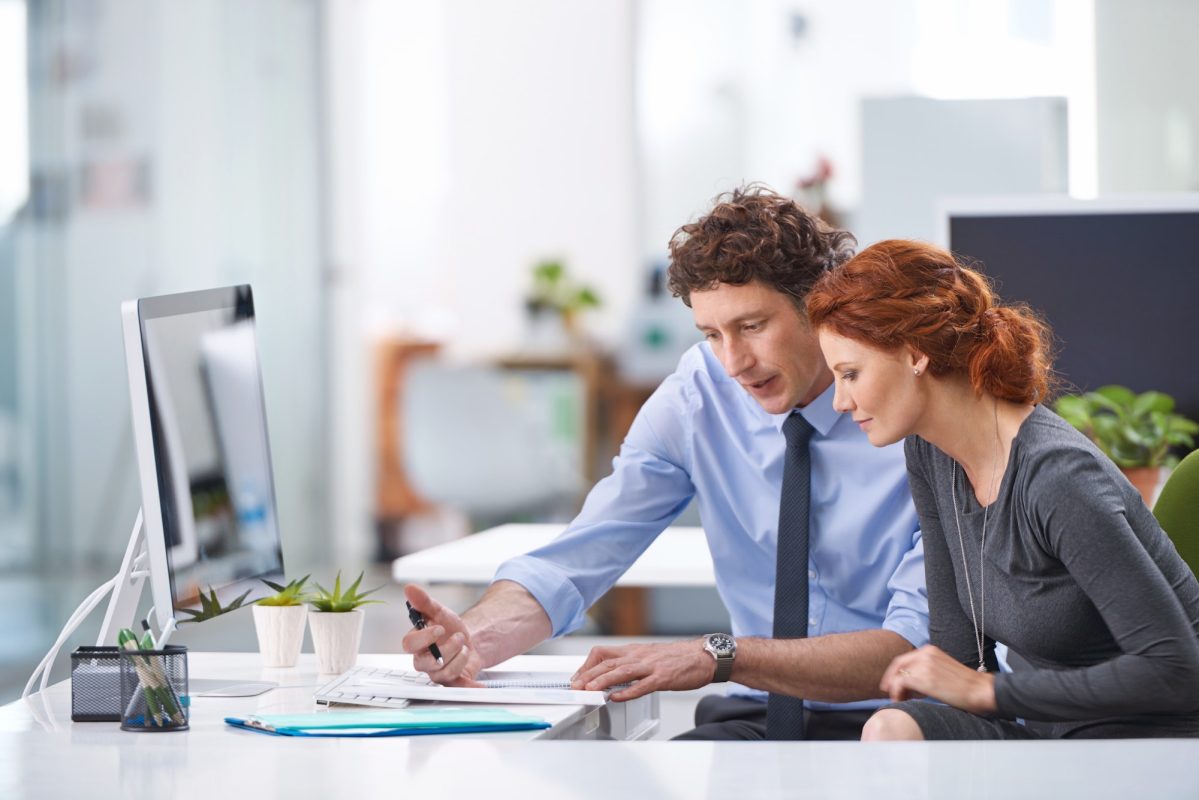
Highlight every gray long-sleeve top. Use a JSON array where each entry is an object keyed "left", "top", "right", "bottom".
[{"left": 905, "top": 405, "right": 1199, "bottom": 723}]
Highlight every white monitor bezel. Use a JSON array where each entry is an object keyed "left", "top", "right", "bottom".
[
  {"left": 120, "top": 285, "right": 284, "bottom": 637},
  {"left": 121, "top": 299, "right": 177, "bottom": 635}
]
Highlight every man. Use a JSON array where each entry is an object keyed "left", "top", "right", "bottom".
[{"left": 403, "top": 185, "right": 927, "bottom": 740}]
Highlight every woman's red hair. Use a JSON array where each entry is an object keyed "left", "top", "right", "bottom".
[{"left": 806, "top": 239, "right": 1055, "bottom": 405}]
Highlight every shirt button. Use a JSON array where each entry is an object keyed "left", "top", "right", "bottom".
[
  {"left": 809, "top": 617, "right": 817, "bottom": 627},
  {"left": 808, "top": 569, "right": 816, "bottom": 579}
]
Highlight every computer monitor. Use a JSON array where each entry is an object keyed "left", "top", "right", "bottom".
[
  {"left": 112, "top": 284, "right": 285, "bottom": 644},
  {"left": 940, "top": 195, "right": 1199, "bottom": 421}
]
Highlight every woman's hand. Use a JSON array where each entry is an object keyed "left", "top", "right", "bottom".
[{"left": 880, "top": 645, "right": 997, "bottom": 714}]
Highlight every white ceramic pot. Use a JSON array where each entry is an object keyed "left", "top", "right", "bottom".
[
  {"left": 308, "top": 609, "right": 365, "bottom": 674},
  {"left": 251, "top": 604, "right": 309, "bottom": 668}
]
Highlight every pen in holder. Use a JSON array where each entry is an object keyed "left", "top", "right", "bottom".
[{"left": 119, "top": 645, "right": 190, "bottom": 732}]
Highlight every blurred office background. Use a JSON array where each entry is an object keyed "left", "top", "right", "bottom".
[{"left": 1, "top": 0, "right": 1196, "bottom": 708}]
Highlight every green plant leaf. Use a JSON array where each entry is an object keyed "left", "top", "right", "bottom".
[
  {"left": 533, "top": 261, "right": 564, "bottom": 283},
  {"left": 1094, "top": 385, "right": 1137, "bottom": 407},
  {"left": 1132, "top": 391, "right": 1175, "bottom": 416},
  {"left": 1165, "top": 431, "right": 1196, "bottom": 449},
  {"left": 573, "top": 287, "right": 601, "bottom": 308},
  {"left": 309, "top": 570, "right": 386, "bottom": 613},
  {"left": 256, "top": 574, "right": 311, "bottom": 607},
  {"left": 526, "top": 259, "right": 601, "bottom": 316},
  {"left": 1054, "top": 395, "right": 1091, "bottom": 430},
  {"left": 1170, "top": 418, "right": 1199, "bottom": 435},
  {"left": 1059, "top": 384, "right": 1197, "bottom": 468}
]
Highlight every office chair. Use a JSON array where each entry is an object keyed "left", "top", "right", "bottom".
[
  {"left": 401, "top": 362, "right": 586, "bottom": 527},
  {"left": 1153, "top": 449, "right": 1199, "bottom": 577}
]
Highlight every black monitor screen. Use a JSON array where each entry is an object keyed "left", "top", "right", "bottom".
[
  {"left": 948, "top": 209, "right": 1199, "bottom": 421},
  {"left": 137, "top": 285, "right": 284, "bottom": 619}
]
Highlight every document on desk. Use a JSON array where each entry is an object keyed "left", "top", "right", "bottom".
[
  {"left": 225, "top": 708, "right": 551, "bottom": 737},
  {"left": 316, "top": 665, "right": 615, "bottom": 707}
]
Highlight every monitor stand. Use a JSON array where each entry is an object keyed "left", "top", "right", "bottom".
[{"left": 98, "top": 510, "right": 277, "bottom": 698}]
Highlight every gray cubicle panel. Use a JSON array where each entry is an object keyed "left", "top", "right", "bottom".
[{"left": 858, "top": 96, "right": 1068, "bottom": 246}]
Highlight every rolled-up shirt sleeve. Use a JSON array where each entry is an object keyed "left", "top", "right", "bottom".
[
  {"left": 881, "top": 524, "right": 929, "bottom": 649},
  {"left": 493, "top": 376, "right": 697, "bottom": 637}
]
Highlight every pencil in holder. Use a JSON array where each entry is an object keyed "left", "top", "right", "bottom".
[
  {"left": 70, "top": 646, "right": 123, "bottom": 722},
  {"left": 119, "top": 645, "right": 190, "bottom": 732}
]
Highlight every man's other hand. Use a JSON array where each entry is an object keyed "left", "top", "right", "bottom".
[
  {"left": 401, "top": 584, "right": 484, "bottom": 687},
  {"left": 570, "top": 639, "right": 715, "bottom": 702}
]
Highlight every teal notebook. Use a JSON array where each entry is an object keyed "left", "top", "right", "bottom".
[{"left": 224, "top": 708, "right": 551, "bottom": 737}]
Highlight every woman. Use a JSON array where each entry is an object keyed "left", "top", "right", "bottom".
[{"left": 805, "top": 239, "right": 1199, "bottom": 740}]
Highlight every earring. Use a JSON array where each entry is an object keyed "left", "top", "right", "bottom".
[{"left": 913, "top": 369, "right": 921, "bottom": 376}]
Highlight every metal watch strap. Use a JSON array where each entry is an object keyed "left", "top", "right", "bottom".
[
  {"left": 705, "top": 634, "right": 736, "bottom": 683},
  {"left": 711, "top": 651, "right": 734, "bottom": 683}
]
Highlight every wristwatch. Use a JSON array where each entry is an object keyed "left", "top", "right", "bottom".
[{"left": 702, "top": 633, "right": 737, "bottom": 683}]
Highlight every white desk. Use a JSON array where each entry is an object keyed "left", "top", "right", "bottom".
[
  {"left": 5, "top": 664, "right": 1199, "bottom": 800},
  {"left": 391, "top": 523, "right": 715, "bottom": 587},
  {"left": 5, "top": 652, "right": 656, "bottom": 743}
]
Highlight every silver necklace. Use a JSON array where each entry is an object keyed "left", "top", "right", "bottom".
[{"left": 949, "top": 402, "right": 1003, "bottom": 673}]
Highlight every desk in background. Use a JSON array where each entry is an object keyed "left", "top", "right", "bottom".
[
  {"left": 391, "top": 523, "right": 714, "bottom": 587},
  {"left": 391, "top": 523, "right": 716, "bottom": 634}
]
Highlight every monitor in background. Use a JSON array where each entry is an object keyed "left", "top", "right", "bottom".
[
  {"left": 941, "top": 196, "right": 1199, "bottom": 421},
  {"left": 117, "top": 284, "right": 284, "bottom": 645}
]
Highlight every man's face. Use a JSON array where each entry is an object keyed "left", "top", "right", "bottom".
[{"left": 690, "top": 281, "right": 832, "bottom": 413}]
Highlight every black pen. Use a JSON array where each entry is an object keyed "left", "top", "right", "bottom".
[{"left": 406, "top": 601, "right": 444, "bottom": 664}]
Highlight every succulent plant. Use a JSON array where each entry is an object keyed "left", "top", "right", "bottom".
[
  {"left": 255, "top": 574, "right": 312, "bottom": 607},
  {"left": 308, "top": 571, "right": 384, "bottom": 613}
]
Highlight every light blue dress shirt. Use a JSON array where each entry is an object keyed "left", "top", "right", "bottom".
[{"left": 495, "top": 343, "right": 928, "bottom": 708}]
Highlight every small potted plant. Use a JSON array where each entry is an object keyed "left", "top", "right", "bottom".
[
  {"left": 307, "top": 571, "right": 384, "bottom": 674},
  {"left": 251, "top": 575, "right": 311, "bottom": 668},
  {"left": 524, "top": 259, "right": 601, "bottom": 350},
  {"left": 1055, "top": 385, "right": 1199, "bottom": 505}
]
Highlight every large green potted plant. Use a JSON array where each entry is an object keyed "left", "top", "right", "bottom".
[
  {"left": 1055, "top": 385, "right": 1198, "bottom": 505},
  {"left": 251, "top": 575, "right": 311, "bottom": 668},
  {"left": 307, "top": 571, "right": 384, "bottom": 674}
]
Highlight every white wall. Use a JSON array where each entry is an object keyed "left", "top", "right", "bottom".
[
  {"left": 1095, "top": 0, "right": 1199, "bottom": 192},
  {"left": 325, "top": 1, "right": 640, "bottom": 558},
  {"left": 637, "top": 0, "right": 921, "bottom": 262},
  {"left": 859, "top": 96, "right": 1069, "bottom": 245}
]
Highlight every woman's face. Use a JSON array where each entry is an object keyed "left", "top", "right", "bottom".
[{"left": 818, "top": 329, "right": 928, "bottom": 447}]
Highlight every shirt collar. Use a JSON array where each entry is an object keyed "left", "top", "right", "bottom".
[{"left": 769, "top": 380, "right": 841, "bottom": 437}]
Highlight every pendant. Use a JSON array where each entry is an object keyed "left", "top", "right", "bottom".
[{"left": 977, "top": 664, "right": 987, "bottom": 673}]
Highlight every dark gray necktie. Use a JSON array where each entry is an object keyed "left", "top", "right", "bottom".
[{"left": 766, "top": 412, "right": 815, "bottom": 740}]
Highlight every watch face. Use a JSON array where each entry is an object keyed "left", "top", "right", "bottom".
[{"left": 707, "top": 633, "right": 735, "bottom": 656}]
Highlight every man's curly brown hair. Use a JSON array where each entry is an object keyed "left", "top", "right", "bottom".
[{"left": 667, "top": 184, "right": 856, "bottom": 311}]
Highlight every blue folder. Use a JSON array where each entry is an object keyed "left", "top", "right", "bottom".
[{"left": 224, "top": 708, "right": 551, "bottom": 737}]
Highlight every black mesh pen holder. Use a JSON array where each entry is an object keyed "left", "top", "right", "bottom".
[
  {"left": 71, "top": 646, "right": 123, "bottom": 722},
  {"left": 119, "top": 645, "right": 190, "bottom": 732}
]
